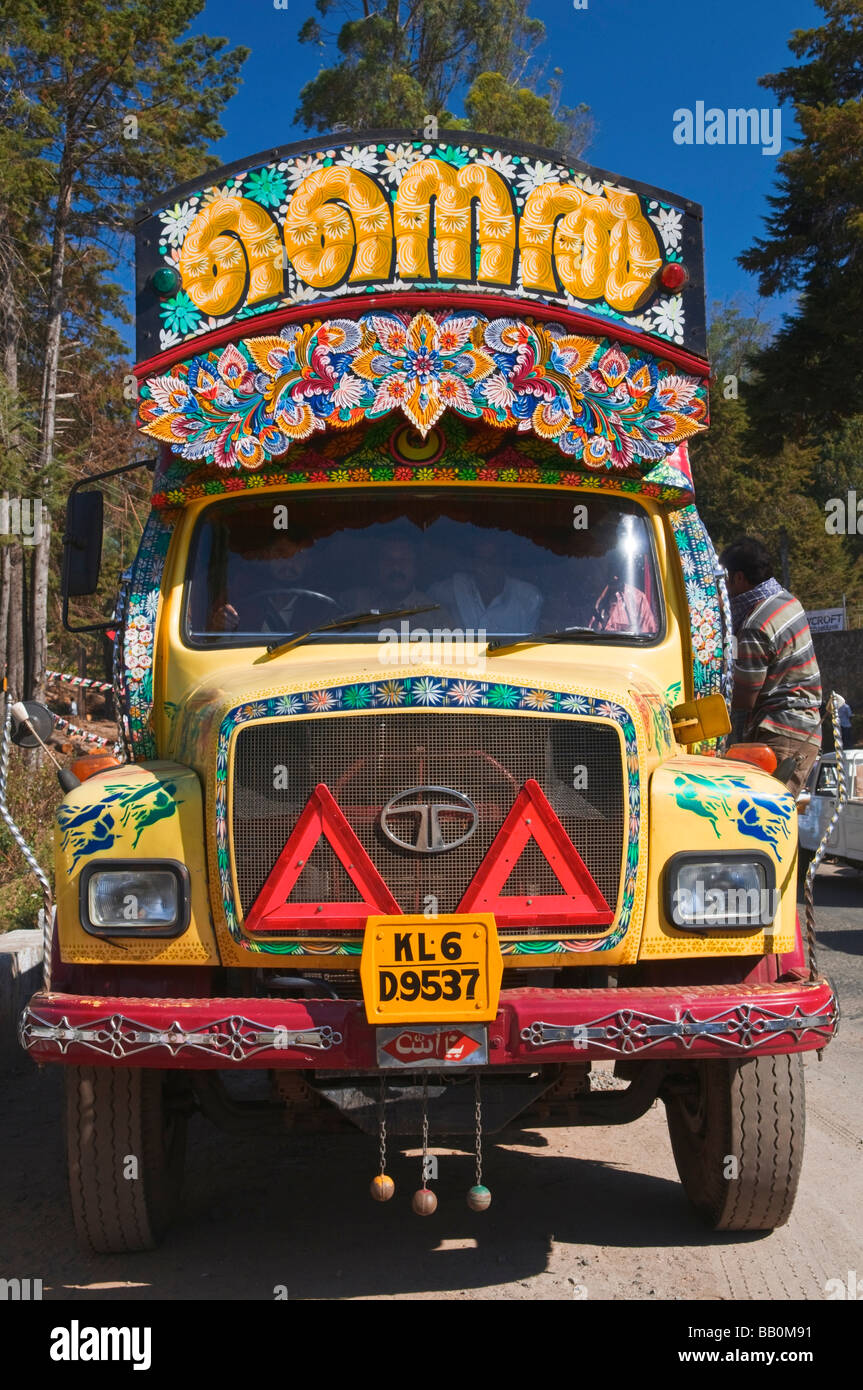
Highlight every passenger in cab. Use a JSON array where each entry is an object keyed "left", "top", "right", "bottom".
[
  {"left": 589, "top": 577, "right": 657, "bottom": 635},
  {"left": 430, "top": 534, "right": 542, "bottom": 632},
  {"left": 343, "top": 536, "right": 437, "bottom": 619},
  {"left": 209, "top": 532, "right": 318, "bottom": 632},
  {"left": 588, "top": 514, "right": 658, "bottom": 636}
]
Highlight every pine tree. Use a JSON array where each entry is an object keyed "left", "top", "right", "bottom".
[
  {"left": 739, "top": 0, "right": 863, "bottom": 450},
  {"left": 295, "top": 0, "right": 592, "bottom": 156},
  {"left": 692, "top": 302, "right": 862, "bottom": 609},
  {"left": 2, "top": 0, "right": 248, "bottom": 698}
]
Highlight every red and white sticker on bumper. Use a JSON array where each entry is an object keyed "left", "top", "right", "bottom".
[{"left": 375, "top": 1024, "right": 488, "bottom": 1068}]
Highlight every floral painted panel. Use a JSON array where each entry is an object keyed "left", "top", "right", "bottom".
[
  {"left": 118, "top": 510, "right": 176, "bottom": 759},
  {"left": 669, "top": 504, "right": 734, "bottom": 750},
  {"left": 138, "top": 312, "right": 707, "bottom": 473}
]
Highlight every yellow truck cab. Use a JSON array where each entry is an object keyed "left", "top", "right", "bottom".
[{"left": 21, "top": 131, "right": 837, "bottom": 1251}]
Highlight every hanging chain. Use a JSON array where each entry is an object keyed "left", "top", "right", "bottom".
[
  {"left": 421, "top": 1076, "right": 430, "bottom": 1180},
  {"left": 474, "top": 1073, "right": 483, "bottom": 1187},
  {"left": 378, "top": 1075, "right": 387, "bottom": 1176}
]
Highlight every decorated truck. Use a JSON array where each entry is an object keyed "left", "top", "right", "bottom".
[{"left": 16, "top": 131, "right": 837, "bottom": 1251}]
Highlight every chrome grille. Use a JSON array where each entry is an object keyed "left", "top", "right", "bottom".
[{"left": 230, "top": 713, "right": 624, "bottom": 929}]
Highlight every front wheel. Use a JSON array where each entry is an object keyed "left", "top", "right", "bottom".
[
  {"left": 663, "top": 1054, "right": 805, "bottom": 1231},
  {"left": 66, "top": 1067, "right": 187, "bottom": 1253}
]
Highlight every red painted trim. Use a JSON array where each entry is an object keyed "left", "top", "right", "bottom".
[
  {"left": 243, "top": 783, "right": 401, "bottom": 935},
  {"left": 458, "top": 778, "right": 613, "bottom": 928},
  {"left": 21, "top": 977, "right": 837, "bottom": 1070},
  {"left": 134, "top": 291, "right": 711, "bottom": 381}
]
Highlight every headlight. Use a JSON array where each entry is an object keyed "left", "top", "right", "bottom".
[
  {"left": 665, "top": 853, "right": 776, "bottom": 930},
  {"left": 80, "top": 861, "right": 190, "bottom": 937}
]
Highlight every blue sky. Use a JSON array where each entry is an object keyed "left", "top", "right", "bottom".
[{"left": 186, "top": 0, "right": 823, "bottom": 332}]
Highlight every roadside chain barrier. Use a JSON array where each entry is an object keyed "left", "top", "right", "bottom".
[
  {"left": 45, "top": 668, "right": 118, "bottom": 747},
  {"left": 52, "top": 715, "right": 114, "bottom": 748},
  {"left": 0, "top": 689, "right": 53, "bottom": 987},
  {"left": 45, "top": 670, "right": 113, "bottom": 693}
]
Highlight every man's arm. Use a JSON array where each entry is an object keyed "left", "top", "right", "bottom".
[{"left": 732, "top": 626, "right": 771, "bottom": 715}]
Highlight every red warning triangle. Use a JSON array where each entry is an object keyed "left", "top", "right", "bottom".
[
  {"left": 457, "top": 779, "right": 613, "bottom": 928},
  {"left": 243, "top": 783, "right": 401, "bottom": 935}
]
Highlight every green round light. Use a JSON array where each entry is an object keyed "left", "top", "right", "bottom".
[{"left": 151, "top": 266, "right": 181, "bottom": 296}]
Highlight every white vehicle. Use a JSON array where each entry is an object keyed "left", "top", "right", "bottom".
[{"left": 797, "top": 749, "right": 863, "bottom": 878}]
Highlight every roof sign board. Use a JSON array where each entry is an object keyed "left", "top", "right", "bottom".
[{"left": 135, "top": 130, "right": 706, "bottom": 367}]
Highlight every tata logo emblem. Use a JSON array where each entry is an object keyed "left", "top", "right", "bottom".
[{"left": 380, "top": 786, "right": 479, "bottom": 854}]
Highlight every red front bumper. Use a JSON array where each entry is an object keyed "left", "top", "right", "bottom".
[{"left": 19, "top": 977, "right": 838, "bottom": 1069}]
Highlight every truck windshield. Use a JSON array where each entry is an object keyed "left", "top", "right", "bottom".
[{"left": 183, "top": 489, "right": 662, "bottom": 646}]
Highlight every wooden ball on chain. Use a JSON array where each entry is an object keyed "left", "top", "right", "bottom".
[
  {"left": 370, "top": 1174, "right": 395, "bottom": 1202},
  {"left": 411, "top": 1187, "right": 438, "bottom": 1216},
  {"left": 467, "top": 1184, "right": 492, "bottom": 1211}
]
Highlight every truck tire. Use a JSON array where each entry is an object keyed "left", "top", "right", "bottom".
[
  {"left": 66, "top": 1066, "right": 187, "bottom": 1253},
  {"left": 663, "top": 1054, "right": 805, "bottom": 1231}
]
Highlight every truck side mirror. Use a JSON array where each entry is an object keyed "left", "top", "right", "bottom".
[
  {"left": 670, "top": 693, "right": 731, "bottom": 745},
  {"left": 62, "top": 490, "right": 103, "bottom": 597},
  {"left": 60, "top": 457, "right": 155, "bottom": 635}
]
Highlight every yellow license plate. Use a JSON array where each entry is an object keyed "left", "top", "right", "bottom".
[{"left": 361, "top": 914, "right": 502, "bottom": 1025}]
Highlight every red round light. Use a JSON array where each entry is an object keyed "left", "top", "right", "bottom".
[{"left": 660, "top": 262, "right": 688, "bottom": 290}]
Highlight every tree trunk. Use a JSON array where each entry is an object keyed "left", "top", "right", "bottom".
[
  {"left": 0, "top": 536, "right": 9, "bottom": 680},
  {"left": 0, "top": 198, "right": 22, "bottom": 692},
  {"left": 29, "top": 515, "right": 49, "bottom": 695},
  {"left": 0, "top": 200, "right": 19, "bottom": 390},
  {"left": 6, "top": 543, "right": 24, "bottom": 699},
  {"left": 31, "top": 162, "right": 73, "bottom": 702},
  {"left": 0, "top": 195, "right": 36, "bottom": 703}
]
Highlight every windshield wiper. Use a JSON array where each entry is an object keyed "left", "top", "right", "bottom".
[
  {"left": 486, "top": 625, "right": 605, "bottom": 656},
  {"left": 262, "top": 603, "right": 441, "bottom": 658}
]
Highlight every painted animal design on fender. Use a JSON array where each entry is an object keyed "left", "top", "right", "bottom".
[
  {"left": 57, "top": 779, "right": 182, "bottom": 870},
  {"left": 56, "top": 802, "right": 119, "bottom": 869},
  {"left": 671, "top": 770, "right": 794, "bottom": 860},
  {"left": 101, "top": 780, "right": 181, "bottom": 847}
]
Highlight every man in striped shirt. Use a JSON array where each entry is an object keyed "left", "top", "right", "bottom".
[{"left": 720, "top": 538, "right": 821, "bottom": 795}]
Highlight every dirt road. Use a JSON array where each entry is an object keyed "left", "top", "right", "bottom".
[{"left": 2, "top": 865, "right": 861, "bottom": 1301}]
